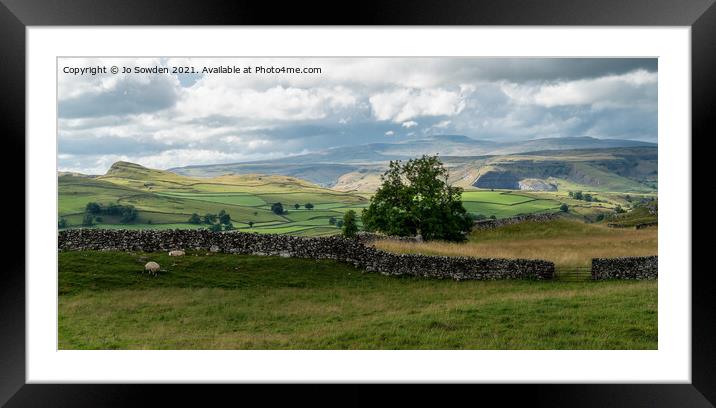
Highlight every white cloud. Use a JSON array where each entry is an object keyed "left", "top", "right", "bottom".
[
  {"left": 502, "top": 69, "right": 657, "bottom": 110},
  {"left": 57, "top": 57, "right": 658, "bottom": 173},
  {"left": 176, "top": 85, "right": 357, "bottom": 121},
  {"left": 369, "top": 88, "right": 466, "bottom": 122}
]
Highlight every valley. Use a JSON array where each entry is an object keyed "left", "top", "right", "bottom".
[
  {"left": 59, "top": 137, "right": 657, "bottom": 236},
  {"left": 170, "top": 136, "right": 657, "bottom": 193},
  {"left": 59, "top": 172, "right": 653, "bottom": 236}
]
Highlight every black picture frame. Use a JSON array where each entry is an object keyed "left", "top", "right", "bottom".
[{"left": 1, "top": 0, "right": 709, "bottom": 406}]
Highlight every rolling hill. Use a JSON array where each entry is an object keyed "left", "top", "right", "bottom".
[
  {"left": 169, "top": 136, "right": 657, "bottom": 193},
  {"left": 60, "top": 158, "right": 641, "bottom": 234},
  {"left": 59, "top": 161, "right": 370, "bottom": 235},
  {"left": 60, "top": 136, "right": 658, "bottom": 234}
]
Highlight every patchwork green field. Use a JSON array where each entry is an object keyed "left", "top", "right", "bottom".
[
  {"left": 59, "top": 161, "right": 652, "bottom": 236},
  {"left": 58, "top": 251, "right": 657, "bottom": 350},
  {"left": 460, "top": 191, "right": 561, "bottom": 219},
  {"left": 59, "top": 162, "right": 369, "bottom": 237}
]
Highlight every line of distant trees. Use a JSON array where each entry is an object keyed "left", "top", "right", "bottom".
[
  {"left": 272, "top": 202, "right": 315, "bottom": 215},
  {"left": 188, "top": 209, "right": 234, "bottom": 231},
  {"left": 568, "top": 191, "right": 600, "bottom": 203},
  {"left": 83, "top": 202, "right": 138, "bottom": 226}
]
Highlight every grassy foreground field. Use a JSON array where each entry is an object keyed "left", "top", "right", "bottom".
[{"left": 59, "top": 251, "right": 657, "bottom": 350}]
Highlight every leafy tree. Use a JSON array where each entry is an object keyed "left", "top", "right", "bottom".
[
  {"left": 335, "top": 220, "right": 344, "bottom": 228},
  {"left": 472, "top": 213, "right": 486, "bottom": 221},
  {"left": 614, "top": 205, "right": 626, "bottom": 214},
  {"left": 568, "top": 191, "right": 574, "bottom": 198},
  {"left": 223, "top": 222, "right": 235, "bottom": 231},
  {"left": 342, "top": 210, "right": 359, "bottom": 238},
  {"left": 573, "top": 191, "right": 583, "bottom": 200},
  {"left": 119, "top": 205, "right": 138, "bottom": 223},
  {"left": 58, "top": 217, "right": 67, "bottom": 229},
  {"left": 583, "top": 193, "right": 593, "bottom": 202},
  {"left": 218, "top": 210, "right": 231, "bottom": 225},
  {"left": 188, "top": 213, "right": 202, "bottom": 224},
  {"left": 105, "top": 203, "right": 120, "bottom": 215},
  {"left": 84, "top": 201, "right": 137, "bottom": 223},
  {"left": 559, "top": 203, "right": 569, "bottom": 212},
  {"left": 595, "top": 213, "right": 606, "bottom": 222},
  {"left": 305, "top": 203, "right": 314, "bottom": 210},
  {"left": 248, "top": 221, "right": 254, "bottom": 228},
  {"left": 361, "top": 155, "right": 472, "bottom": 241},
  {"left": 203, "top": 213, "right": 217, "bottom": 224},
  {"left": 85, "top": 202, "right": 101, "bottom": 214},
  {"left": 328, "top": 217, "right": 337, "bottom": 225},
  {"left": 294, "top": 203, "right": 301, "bottom": 210},
  {"left": 253, "top": 211, "right": 258, "bottom": 216},
  {"left": 209, "top": 223, "right": 222, "bottom": 232},
  {"left": 82, "top": 213, "right": 94, "bottom": 226},
  {"left": 271, "top": 202, "right": 285, "bottom": 215},
  {"left": 489, "top": 215, "right": 497, "bottom": 220}
]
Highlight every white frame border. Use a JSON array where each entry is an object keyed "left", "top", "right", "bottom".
[{"left": 27, "top": 27, "right": 690, "bottom": 383}]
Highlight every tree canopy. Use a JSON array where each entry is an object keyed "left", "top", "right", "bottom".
[
  {"left": 342, "top": 210, "right": 358, "bottom": 238},
  {"left": 271, "top": 202, "right": 285, "bottom": 215},
  {"left": 84, "top": 202, "right": 137, "bottom": 223},
  {"left": 361, "top": 155, "right": 473, "bottom": 241}
]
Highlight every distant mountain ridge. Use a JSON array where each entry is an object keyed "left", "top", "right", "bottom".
[
  {"left": 172, "top": 135, "right": 654, "bottom": 169},
  {"left": 169, "top": 136, "right": 656, "bottom": 191}
]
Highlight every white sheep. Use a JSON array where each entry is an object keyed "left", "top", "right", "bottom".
[{"left": 144, "top": 261, "right": 160, "bottom": 275}]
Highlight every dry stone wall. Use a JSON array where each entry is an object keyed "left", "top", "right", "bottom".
[
  {"left": 591, "top": 256, "right": 657, "bottom": 280},
  {"left": 473, "top": 212, "right": 561, "bottom": 230},
  {"left": 58, "top": 229, "right": 555, "bottom": 281}
]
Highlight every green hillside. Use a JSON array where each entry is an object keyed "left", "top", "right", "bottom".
[
  {"left": 59, "top": 162, "right": 369, "bottom": 236},
  {"left": 59, "top": 160, "right": 655, "bottom": 235},
  {"left": 464, "top": 148, "right": 657, "bottom": 193}
]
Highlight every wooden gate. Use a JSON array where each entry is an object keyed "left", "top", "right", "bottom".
[{"left": 555, "top": 266, "right": 592, "bottom": 281}]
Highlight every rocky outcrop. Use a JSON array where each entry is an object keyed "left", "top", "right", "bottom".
[
  {"left": 58, "top": 229, "right": 555, "bottom": 281},
  {"left": 517, "top": 178, "right": 557, "bottom": 191},
  {"left": 472, "top": 171, "right": 520, "bottom": 189}
]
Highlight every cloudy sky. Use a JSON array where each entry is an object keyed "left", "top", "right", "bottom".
[{"left": 58, "top": 57, "right": 657, "bottom": 174}]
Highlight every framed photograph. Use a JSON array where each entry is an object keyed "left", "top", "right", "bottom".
[{"left": 2, "top": 0, "right": 710, "bottom": 405}]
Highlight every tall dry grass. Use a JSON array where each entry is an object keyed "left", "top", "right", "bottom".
[{"left": 372, "top": 221, "right": 657, "bottom": 268}]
